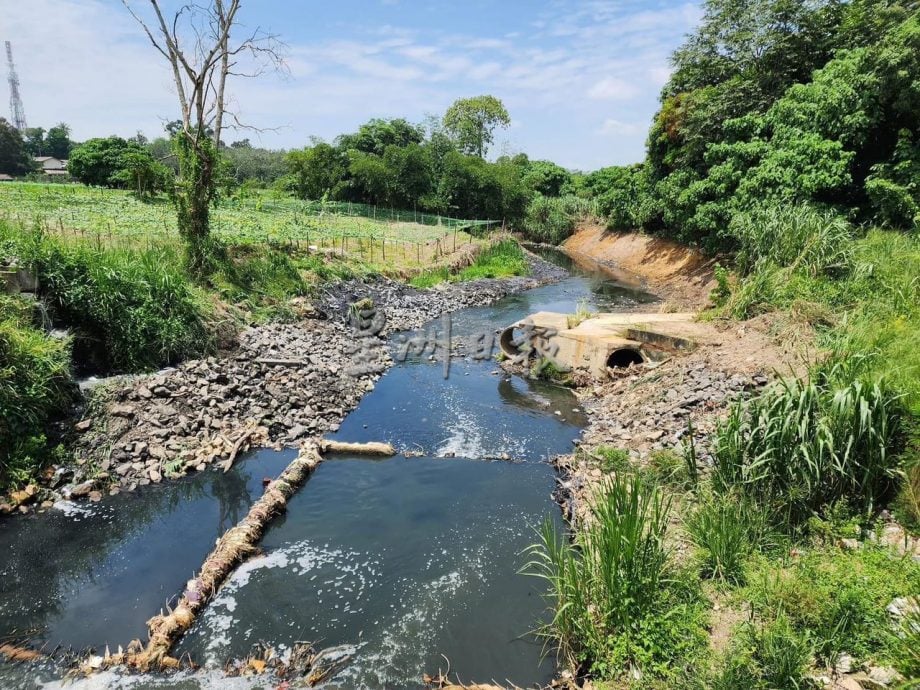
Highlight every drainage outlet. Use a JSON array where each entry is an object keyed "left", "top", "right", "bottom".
[{"left": 606, "top": 348, "right": 644, "bottom": 370}]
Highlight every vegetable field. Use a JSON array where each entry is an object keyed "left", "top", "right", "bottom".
[{"left": 0, "top": 183, "right": 501, "bottom": 265}]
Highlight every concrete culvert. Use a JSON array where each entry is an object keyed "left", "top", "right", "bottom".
[
  {"left": 499, "top": 327, "right": 526, "bottom": 359},
  {"left": 606, "top": 348, "right": 644, "bottom": 370}
]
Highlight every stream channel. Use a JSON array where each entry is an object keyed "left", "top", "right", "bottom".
[{"left": 0, "top": 250, "right": 656, "bottom": 689}]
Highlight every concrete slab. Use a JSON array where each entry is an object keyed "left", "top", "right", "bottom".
[{"left": 499, "top": 311, "right": 703, "bottom": 378}]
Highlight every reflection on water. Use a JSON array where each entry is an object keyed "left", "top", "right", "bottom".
[
  {"left": 177, "top": 456, "right": 561, "bottom": 689},
  {"left": 0, "top": 450, "right": 294, "bottom": 652}
]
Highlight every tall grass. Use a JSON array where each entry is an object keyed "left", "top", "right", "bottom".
[
  {"left": 524, "top": 474, "right": 671, "bottom": 672},
  {"left": 0, "top": 299, "right": 73, "bottom": 489},
  {"left": 712, "top": 367, "right": 904, "bottom": 528},
  {"left": 731, "top": 204, "right": 854, "bottom": 277},
  {"left": 1, "top": 222, "right": 211, "bottom": 373},
  {"left": 684, "top": 493, "right": 774, "bottom": 584}
]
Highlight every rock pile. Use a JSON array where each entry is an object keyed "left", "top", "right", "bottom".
[{"left": 3, "top": 253, "right": 569, "bottom": 515}]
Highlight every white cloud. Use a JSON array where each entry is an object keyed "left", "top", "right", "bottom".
[
  {"left": 587, "top": 77, "right": 639, "bottom": 101},
  {"left": 3, "top": 0, "right": 702, "bottom": 168},
  {"left": 599, "top": 119, "right": 644, "bottom": 136}
]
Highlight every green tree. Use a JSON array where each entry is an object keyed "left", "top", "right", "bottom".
[
  {"left": 522, "top": 160, "right": 572, "bottom": 197},
  {"left": 45, "top": 123, "right": 73, "bottom": 159},
  {"left": 443, "top": 95, "right": 511, "bottom": 158},
  {"left": 109, "top": 149, "right": 171, "bottom": 199},
  {"left": 286, "top": 143, "right": 347, "bottom": 200},
  {"left": 22, "top": 127, "right": 45, "bottom": 156},
  {"left": 124, "top": 0, "right": 283, "bottom": 276},
  {"left": 336, "top": 118, "right": 424, "bottom": 156},
  {"left": 0, "top": 118, "right": 34, "bottom": 176},
  {"left": 68, "top": 136, "right": 158, "bottom": 189}
]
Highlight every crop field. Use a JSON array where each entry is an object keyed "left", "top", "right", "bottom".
[{"left": 0, "top": 183, "right": 500, "bottom": 265}]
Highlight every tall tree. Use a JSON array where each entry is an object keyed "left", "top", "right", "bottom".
[
  {"left": 22, "top": 127, "right": 45, "bottom": 156},
  {"left": 0, "top": 118, "right": 32, "bottom": 175},
  {"left": 122, "top": 0, "right": 283, "bottom": 275},
  {"left": 443, "top": 95, "right": 511, "bottom": 158},
  {"left": 45, "top": 123, "right": 73, "bottom": 159}
]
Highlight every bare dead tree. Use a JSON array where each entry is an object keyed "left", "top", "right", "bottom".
[{"left": 121, "top": 0, "right": 284, "bottom": 274}]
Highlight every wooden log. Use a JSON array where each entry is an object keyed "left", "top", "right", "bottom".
[
  {"left": 318, "top": 440, "right": 396, "bottom": 457},
  {"left": 128, "top": 442, "right": 324, "bottom": 671}
]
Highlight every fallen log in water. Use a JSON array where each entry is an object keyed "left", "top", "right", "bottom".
[
  {"left": 121, "top": 442, "right": 323, "bottom": 671},
  {"left": 318, "top": 439, "right": 396, "bottom": 456},
  {"left": 83, "top": 437, "right": 397, "bottom": 674}
]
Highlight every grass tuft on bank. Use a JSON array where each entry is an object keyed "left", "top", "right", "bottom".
[{"left": 410, "top": 238, "right": 529, "bottom": 288}]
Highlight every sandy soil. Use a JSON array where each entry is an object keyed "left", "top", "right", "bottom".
[{"left": 563, "top": 222, "right": 719, "bottom": 311}]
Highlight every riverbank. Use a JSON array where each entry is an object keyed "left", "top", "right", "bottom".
[
  {"left": 520, "top": 226, "right": 920, "bottom": 690},
  {"left": 0, "top": 251, "right": 567, "bottom": 516}
]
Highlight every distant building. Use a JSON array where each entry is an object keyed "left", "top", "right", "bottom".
[
  {"left": 33, "top": 156, "right": 68, "bottom": 176},
  {"left": 0, "top": 174, "right": 14, "bottom": 182}
]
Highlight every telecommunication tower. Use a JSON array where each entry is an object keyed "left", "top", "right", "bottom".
[{"left": 6, "top": 41, "right": 27, "bottom": 130}]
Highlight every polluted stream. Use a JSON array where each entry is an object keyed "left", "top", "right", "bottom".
[{"left": 0, "top": 252, "right": 656, "bottom": 689}]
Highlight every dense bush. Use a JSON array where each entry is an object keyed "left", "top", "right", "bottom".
[
  {"left": 712, "top": 370, "right": 904, "bottom": 528},
  {"left": 69, "top": 136, "right": 170, "bottom": 197},
  {"left": 589, "top": 1, "right": 920, "bottom": 249},
  {"left": 1, "top": 223, "right": 211, "bottom": 373},
  {"left": 0, "top": 299, "right": 73, "bottom": 489},
  {"left": 521, "top": 195, "right": 594, "bottom": 244}
]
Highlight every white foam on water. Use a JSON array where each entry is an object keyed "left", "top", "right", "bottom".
[{"left": 190, "top": 540, "right": 380, "bottom": 668}]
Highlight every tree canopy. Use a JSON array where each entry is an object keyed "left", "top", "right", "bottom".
[
  {"left": 443, "top": 95, "right": 511, "bottom": 158},
  {"left": 0, "top": 119, "right": 33, "bottom": 176}
]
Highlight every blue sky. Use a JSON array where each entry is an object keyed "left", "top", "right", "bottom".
[{"left": 4, "top": 0, "right": 702, "bottom": 170}]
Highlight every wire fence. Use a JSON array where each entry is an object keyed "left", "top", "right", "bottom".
[{"left": 0, "top": 182, "right": 506, "bottom": 267}]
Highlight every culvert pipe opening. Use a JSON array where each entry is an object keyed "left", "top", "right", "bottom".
[
  {"left": 499, "top": 326, "right": 525, "bottom": 359},
  {"left": 606, "top": 348, "right": 644, "bottom": 371}
]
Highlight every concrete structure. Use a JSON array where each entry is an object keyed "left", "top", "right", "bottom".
[{"left": 500, "top": 311, "right": 705, "bottom": 378}]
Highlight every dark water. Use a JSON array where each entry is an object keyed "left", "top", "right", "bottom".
[
  {"left": 0, "top": 252, "right": 654, "bottom": 689},
  {"left": 0, "top": 451, "right": 295, "bottom": 652}
]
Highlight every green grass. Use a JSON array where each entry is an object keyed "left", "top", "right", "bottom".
[
  {"left": 2, "top": 222, "right": 212, "bottom": 373},
  {"left": 743, "top": 545, "right": 920, "bottom": 668},
  {"left": 684, "top": 493, "right": 776, "bottom": 585},
  {"left": 410, "top": 238, "right": 529, "bottom": 287},
  {"left": 0, "top": 297, "right": 73, "bottom": 490},
  {"left": 0, "top": 182, "right": 488, "bottom": 251},
  {"left": 523, "top": 474, "right": 708, "bottom": 681}
]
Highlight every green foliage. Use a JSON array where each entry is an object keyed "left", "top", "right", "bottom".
[
  {"left": 68, "top": 136, "right": 164, "bottom": 190},
  {"left": 1, "top": 222, "right": 210, "bottom": 373},
  {"left": 173, "top": 132, "right": 219, "bottom": 275},
  {"left": 442, "top": 95, "right": 511, "bottom": 158},
  {"left": 0, "top": 117, "right": 33, "bottom": 176},
  {"left": 714, "top": 615, "right": 814, "bottom": 690},
  {"left": 890, "top": 595, "right": 920, "bottom": 679},
  {"left": 0, "top": 299, "right": 73, "bottom": 490},
  {"left": 684, "top": 493, "right": 774, "bottom": 584},
  {"left": 521, "top": 160, "right": 573, "bottom": 197},
  {"left": 628, "top": 2, "right": 920, "bottom": 249},
  {"left": 410, "top": 238, "right": 528, "bottom": 287},
  {"left": 524, "top": 475, "right": 707, "bottom": 680},
  {"left": 522, "top": 195, "right": 594, "bottom": 244},
  {"left": 44, "top": 123, "right": 73, "bottom": 160},
  {"left": 593, "top": 446, "right": 631, "bottom": 474},
  {"left": 712, "top": 368, "right": 905, "bottom": 529},
  {"left": 744, "top": 546, "right": 920, "bottom": 666},
  {"left": 731, "top": 204, "right": 854, "bottom": 277}
]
